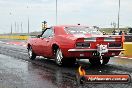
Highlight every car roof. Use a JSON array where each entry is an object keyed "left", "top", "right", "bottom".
[
  {"left": 52, "top": 25, "right": 100, "bottom": 35},
  {"left": 54, "top": 25, "right": 90, "bottom": 28}
]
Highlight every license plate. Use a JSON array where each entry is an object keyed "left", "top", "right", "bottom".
[{"left": 97, "top": 45, "right": 108, "bottom": 53}]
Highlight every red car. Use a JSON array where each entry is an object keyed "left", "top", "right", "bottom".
[{"left": 27, "top": 25, "right": 124, "bottom": 66}]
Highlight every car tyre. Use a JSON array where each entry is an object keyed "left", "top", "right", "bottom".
[
  {"left": 28, "top": 46, "right": 36, "bottom": 60},
  {"left": 89, "top": 58, "right": 101, "bottom": 65},
  {"left": 102, "top": 57, "right": 110, "bottom": 65}
]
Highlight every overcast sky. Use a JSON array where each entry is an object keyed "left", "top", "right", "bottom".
[{"left": 0, "top": 0, "right": 132, "bottom": 34}]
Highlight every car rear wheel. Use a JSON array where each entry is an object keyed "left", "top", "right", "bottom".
[
  {"left": 55, "top": 48, "right": 64, "bottom": 66},
  {"left": 89, "top": 58, "right": 101, "bottom": 65},
  {"left": 28, "top": 46, "right": 36, "bottom": 60},
  {"left": 55, "top": 48, "right": 76, "bottom": 66},
  {"left": 102, "top": 57, "right": 110, "bottom": 65}
]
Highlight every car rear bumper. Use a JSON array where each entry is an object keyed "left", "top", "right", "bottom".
[
  {"left": 60, "top": 47, "right": 124, "bottom": 58},
  {"left": 62, "top": 48, "right": 124, "bottom": 58},
  {"left": 68, "top": 49, "right": 125, "bottom": 52}
]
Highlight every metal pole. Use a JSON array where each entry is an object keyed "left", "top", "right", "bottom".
[
  {"left": 11, "top": 23, "right": 12, "bottom": 34},
  {"left": 118, "top": 0, "right": 120, "bottom": 31},
  {"left": 17, "top": 23, "right": 19, "bottom": 33},
  {"left": 9, "top": 12, "right": 13, "bottom": 34},
  {"left": 28, "top": 17, "right": 29, "bottom": 34},
  {"left": 27, "top": 6, "right": 30, "bottom": 34},
  {"left": 15, "top": 22, "right": 16, "bottom": 33},
  {"left": 56, "top": 0, "right": 58, "bottom": 25},
  {"left": 21, "top": 22, "right": 23, "bottom": 33}
]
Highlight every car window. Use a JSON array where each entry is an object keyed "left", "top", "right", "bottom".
[
  {"left": 42, "top": 28, "right": 54, "bottom": 38},
  {"left": 65, "top": 26, "right": 102, "bottom": 35}
]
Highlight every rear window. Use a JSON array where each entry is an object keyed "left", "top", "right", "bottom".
[{"left": 64, "top": 26, "right": 102, "bottom": 35}]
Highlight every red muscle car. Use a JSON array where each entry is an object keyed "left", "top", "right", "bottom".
[{"left": 27, "top": 25, "right": 124, "bottom": 66}]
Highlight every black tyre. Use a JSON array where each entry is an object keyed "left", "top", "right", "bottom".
[
  {"left": 89, "top": 58, "right": 101, "bottom": 65},
  {"left": 102, "top": 57, "right": 110, "bottom": 65},
  {"left": 28, "top": 46, "right": 36, "bottom": 60},
  {"left": 64, "top": 58, "right": 76, "bottom": 66}
]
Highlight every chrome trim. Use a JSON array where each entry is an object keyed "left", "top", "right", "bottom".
[
  {"left": 84, "top": 38, "right": 96, "bottom": 42},
  {"left": 108, "top": 49, "right": 125, "bottom": 51},
  {"left": 68, "top": 49, "right": 97, "bottom": 52},
  {"left": 104, "top": 38, "right": 115, "bottom": 42},
  {"left": 104, "top": 40, "right": 115, "bottom": 42},
  {"left": 68, "top": 49, "right": 125, "bottom": 52}
]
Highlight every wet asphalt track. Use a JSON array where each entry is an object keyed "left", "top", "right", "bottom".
[{"left": 0, "top": 39, "right": 132, "bottom": 88}]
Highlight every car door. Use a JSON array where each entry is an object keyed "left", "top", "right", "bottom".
[
  {"left": 30, "top": 38, "right": 39, "bottom": 55},
  {"left": 33, "top": 38, "right": 44, "bottom": 56},
  {"left": 38, "top": 28, "right": 54, "bottom": 57},
  {"left": 43, "top": 28, "right": 54, "bottom": 57}
]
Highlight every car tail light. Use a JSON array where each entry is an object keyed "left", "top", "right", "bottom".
[
  {"left": 76, "top": 42, "right": 90, "bottom": 48},
  {"left": 109, "top": 43, "right": 122, "bottom": 48}
]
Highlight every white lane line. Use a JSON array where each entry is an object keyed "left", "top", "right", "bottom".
[
  {"left": 128, "top": 58, "right": 132, "bottom": 59},
  {"left": 0, "top": 41, "right": 27, "bottom": 48},
  {"left": 0, "top": 41, "right": 5, "bottom": 44},
  {"left": 120, "top": 57, "right": 127, "bottom": 59},
  {"left": 114, "top": 56, "right": 118, "bottom": 57},
  {"left": 23, "top": 45, "right": 27, "bottom": 47},
  {"left": 114, "top": 56, "right": 132, "bottom": 60}
]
